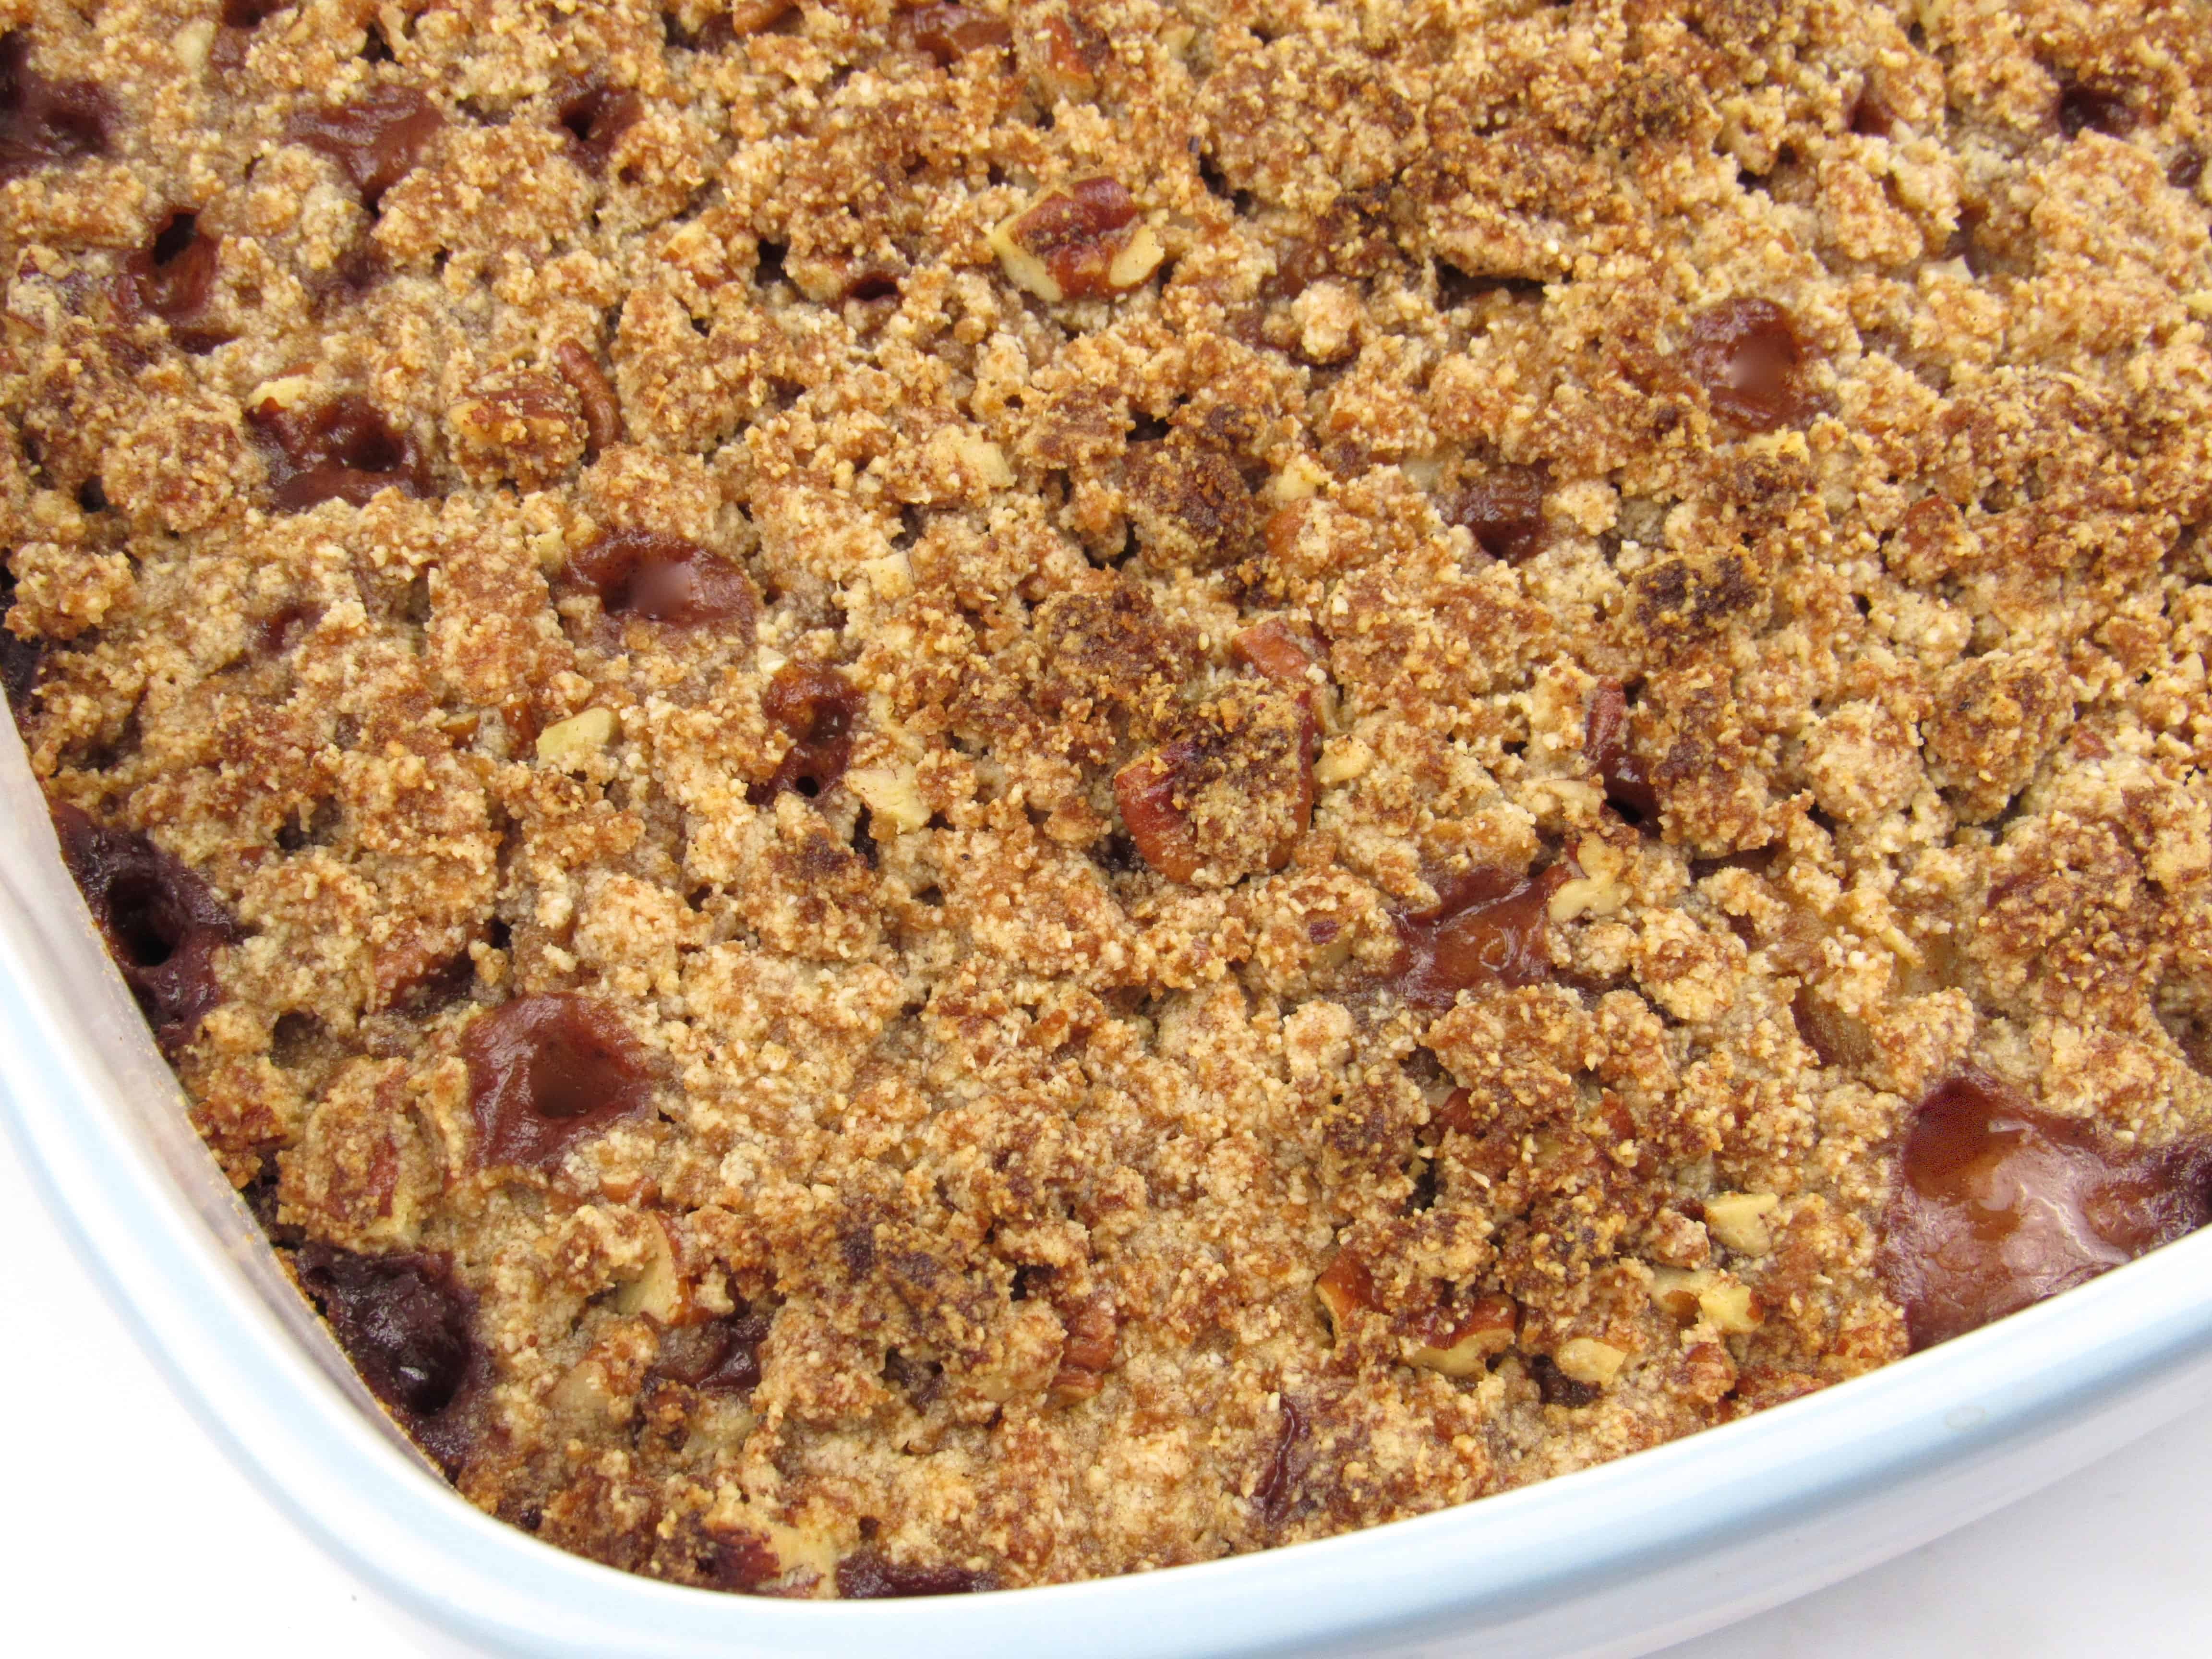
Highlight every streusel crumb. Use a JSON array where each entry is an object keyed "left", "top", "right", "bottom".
[{"left": 8, "top": 0, "right": 2212, "bottom": 1598}]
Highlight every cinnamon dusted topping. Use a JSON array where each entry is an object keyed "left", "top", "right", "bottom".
[{"left": 6, "top": 0, "right": 2211, "bottom": 1602}]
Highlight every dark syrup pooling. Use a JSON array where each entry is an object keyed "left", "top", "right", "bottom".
[
  {"left": 247, "top": 393, "right": 426, "bottom": 511},
  {"left": 1879, "top": 1070, "right": 2212, "bottom": 1350},
  {"left": 1585, "top": 678, "right": 1660, "bottom": 829},
  {"left": 1388, "top": 865, "right": 1567, "bottom": 1010},
  {"left": 462, "top": 992, "right": 652, "bottom": 1169},
  {"left": 286, "top": 85, "right": 443, "bottom": 208},
  {"left": 1683, "top": 297, "right": 1816, "bottom": 432},
  {"left": 566, "top": 529, "right": 756, "bottom": 631},
  {"left": 749, "top": 662, "right": 861, "bottom": 803},
  {"left": 50, "top": 800, "right": 240, "bottom": 1053},
  {"left": 0, "top": 32, "right": 112, "bottom": 184},
  {"left": 294, "top": 1243, "right": 480, "bottom": 1471}
]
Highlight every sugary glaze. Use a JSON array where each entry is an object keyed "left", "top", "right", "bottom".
[{"left": 5, "top": 0, "right": 2212, "bottom": 1598}]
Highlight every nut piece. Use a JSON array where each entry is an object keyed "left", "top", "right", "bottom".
[
  {"left": 537, "top": 706, "right": 619, "bottom": 769},
  {"left": 1650, "top": 1267, "right": 1767, "bottom": 1334},
  {"left": 847, "top": 763, "right": 931, "bottom": 834},
  {"left": 989, "top": 178, "right": 1161, "bottom": 303},
  {"left": 1048, "top": 1297, "right": 1119, "bottom": 1405},
  {"left": 1552, "top": 1337, "right": 1628, "bottom": 1387},
  {"left": 1314, "top": 1249, "right": 1377, "bottom": 1338},
  {"left": 1705, "top": 1191, "right": 1780, "bottom": 1255},
  {"left": 613, "top": 1216, "right": 694, "bottom": 1324},
  {"left": 1402, "top": 1292, "right": 1518, "bottom": 1378}
]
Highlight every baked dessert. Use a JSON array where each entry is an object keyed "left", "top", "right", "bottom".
[{"left": 6, "top": 0, "right": 2211, "bottom": 1599}]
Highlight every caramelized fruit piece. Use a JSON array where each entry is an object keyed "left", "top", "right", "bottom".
[
  {"left": 566, "top": 529, "right": 756, "bottom": 631},
  {"left": 834, "top": 1550, "right": 995, "bottom": 1599},
  {"left": 1585, "top": 678, "right": 1659, "bottom": 828},
  {"left": 654, "top": 1310, "right": 774, "bottom": 1394},
  {"left": 900, "top": 3, "right": 1013, "bottom": 66},
  {"left": 1528, "top": 1352, "right": 1599, "bottom": 1408},
  {"left": 1683, "top": 298, "right": 1815, "bottom": 432},
  {"left": 555, "top": 77, "right": 641, "bottom": 173},
  {"left": 1, "top": 565, "right": 42, "bottom": 711},
  {"left": 1448, "top": 466, "right": 1548, "bottom": 563},
  {"left": 2057, "top": 80, "right": 2135, "bottom": 138},
  {"left": 750, "top": 662, "right": 861, "bottom": 803},
  {"left": 1389, "top": 865, "right": 1567, "bottom": 1009},
  {"left": 462, "top": 993, "right": 653, "bottom": 1170},
  {"left": 51, "top": 801, "right": 241, "bottom": 1054},
  {"left": 287, "top": 86, "right": 443, "bottom": 208},
  {"left": 125, "top": 211, "right": 228, "bottom": 350},
  {"left": 1878, "top": 1070, "right": 2212, "bottom": 1350},
  {"left": 248, "top": 393, "right": 425, "bottom": 511},
  {"left": 294, "top": 1243, "right": 480, "bottom": 1470},
  {"left": 0, "top": 32, "right": 112, "bottom": 183}
]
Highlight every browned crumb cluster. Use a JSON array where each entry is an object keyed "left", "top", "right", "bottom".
[{"left": 7, "top": 0, "right": 2212, "bottom": 1599}]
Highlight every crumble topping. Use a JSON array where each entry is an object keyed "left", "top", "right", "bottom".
[{"left": 5, "top": 0, "right": 2212, "bottom": 1598}]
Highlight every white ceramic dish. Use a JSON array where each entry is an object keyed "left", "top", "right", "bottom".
[{"left": 5, "top": 717, "right": 2211, "bottom": 1659}]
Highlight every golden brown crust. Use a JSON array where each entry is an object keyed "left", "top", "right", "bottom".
[{"left": 5, "top": 0, "right": 2212, "bottom": 1597}]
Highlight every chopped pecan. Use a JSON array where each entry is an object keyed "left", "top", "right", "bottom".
[
  {"left": 552, "top": 341, "right": 624, "bottom": 456},
  {"left": 1048, "top": 1297, "right": 1118, "bottom": 1404},
  {"left": 449, "top": 369, "right": 584, "bottom": 491},
  {"left": 1114, "top": 685, "right": 1317, "bottom": 885},
  {"left": 1230, "top": 618, "right": 1323, "bottom": 686},
  {"left": 989, "top": 177, "right": 1163, "bottom": 303}
]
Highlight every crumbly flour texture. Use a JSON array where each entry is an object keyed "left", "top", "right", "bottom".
[{"left": 6, "top": 0, "right": 2212, "bottom": 1598}]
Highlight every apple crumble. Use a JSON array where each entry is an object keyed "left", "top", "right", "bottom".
[{"left": 7, "top": 0, "right": 2212, "bottom": 1598}]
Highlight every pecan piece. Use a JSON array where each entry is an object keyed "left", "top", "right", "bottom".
[
  {"left": 988, "top": 177, "right": 1163, "bottom": 303},
  {"left": 1114, "top": 685, "right": 1317, "bottom": 886}
]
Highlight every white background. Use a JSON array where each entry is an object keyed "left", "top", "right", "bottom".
[{"left": 6, "top": 1135, "right": 2211, "bottom": 1658}]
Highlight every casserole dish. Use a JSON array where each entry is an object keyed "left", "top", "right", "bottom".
[{"left": 8, "top": 711, "right": 2212, "bottom": 1659}]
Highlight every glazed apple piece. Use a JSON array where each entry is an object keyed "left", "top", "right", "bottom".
[
  {"left": 1879, "top": 1070, "right": 2212, "bottom": 1349},
  {"left": 462, "top": 993, "right": 653, "bottom": 1170}
]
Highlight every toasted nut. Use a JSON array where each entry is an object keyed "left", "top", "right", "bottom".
[
  {"left": 613, "top": 1216, "right": 689, "bottom": 1324},
  {"left": 990, "top": 178, "right": 1158, "bottom": 303},
  {"left": 1314, "top": 1250, "right": 1376, "bottom": 1338},
  {"left": 928, "top": 427, "right": 1014, "bottom": 491},
  {"left": 173, "top": 19, "right": 215, "bottom": 71},
  {"left": 1266, "top": 454, "right": 1330, "bottom": 503},
  {"left": 1315, "top": 736, "right": 1371, "bottom": 785},
  {"left": 1705, "top": 1191, "right": 1780, "bottom": 1255},
  {"left": 248, "top": 373, "right": 315, "bottom": 411},
  {"left": 1649, "top": 1266, "right": 1711, "bottom": 1323},
  {"left": 537, "top": 706, "right": 618, "bottom": 769},
  {"left": 1549, "top": 837, "right": 1630, "bottom": 922},
  {"left": 1403, "top": 1293, "right": 1518, "bottom": 1378},
  {"left": 1106, "top": 223, "right": 1165, "bottom": 289},
  {"left": 1697, "top": 1279, "right": 1765, "bottom": 1334},
  {"left": 847, "top": 763, "right": 931, "bottom": 834},
  {"left": 1650, "top": 1267, "right": 1766, "bottom": 1334},
  {"left": 1553, "top": 1337, "right": 1627, "bottom": 1387}
]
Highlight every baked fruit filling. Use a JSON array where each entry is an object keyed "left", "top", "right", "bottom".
[{"left": 5, "top": 0, "right": 2211, "bottom": 1598}]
